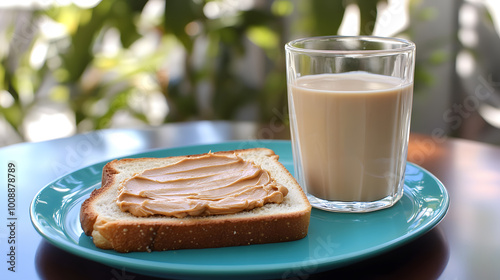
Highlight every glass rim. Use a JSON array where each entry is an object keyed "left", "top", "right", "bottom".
[{"left": 285, "top": 35, "right": 415, "bottom": 55}]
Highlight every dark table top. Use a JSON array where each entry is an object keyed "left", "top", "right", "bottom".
[{"left": 1, "top": 120, "right": 499, "bottom": 280}]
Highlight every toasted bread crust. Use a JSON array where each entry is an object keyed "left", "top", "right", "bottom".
[
  {"left": 80, "top": 148, "right": 311, "bottom": 252},
  {"left": 80, "top": 162, "right": 118, "bottom": 236}
]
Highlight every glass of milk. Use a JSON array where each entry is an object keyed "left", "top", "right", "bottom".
[{"left": 285, "top": 36, "right": 415, "bottom": 212}]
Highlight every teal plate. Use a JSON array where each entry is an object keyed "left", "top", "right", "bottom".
[{"left": 30, "top": 140, "right": 449, "bottom": 280}]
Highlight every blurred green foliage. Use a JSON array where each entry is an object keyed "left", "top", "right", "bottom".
[{"left": 0, "top": 0, "right": 387, "bottom": 142}]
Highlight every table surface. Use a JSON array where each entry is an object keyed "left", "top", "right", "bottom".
[{"left": 1, "top": 120, "right": 499, "bottom": 280}]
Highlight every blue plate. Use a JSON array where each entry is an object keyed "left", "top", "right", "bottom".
[{"left": 30, "top": 140, "right": 449, "bottom": 280}]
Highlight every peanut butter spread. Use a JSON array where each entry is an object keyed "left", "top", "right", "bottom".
[{"left": 116, "top": 153, "right": 288, "bottom": 218}]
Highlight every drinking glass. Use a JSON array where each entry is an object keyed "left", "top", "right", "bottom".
[{"left": 285, "top": 36, "right": 415, "bottom": 212}]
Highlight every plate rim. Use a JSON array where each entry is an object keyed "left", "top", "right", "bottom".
[{"left": 30, "top": 140, "right": 450, "bottom": 279}]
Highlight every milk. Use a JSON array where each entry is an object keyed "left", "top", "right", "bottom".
[{"left": 289, "top": 72, "right": 413, "bottom": 202}]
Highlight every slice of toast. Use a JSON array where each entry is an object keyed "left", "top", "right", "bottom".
[{"left": 80, "top": 148, "right": 311, "bottom": 252}]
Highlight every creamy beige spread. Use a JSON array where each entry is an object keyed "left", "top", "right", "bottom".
[{"left": 116, "top": 153, "right": 288, "bottom": 218}]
